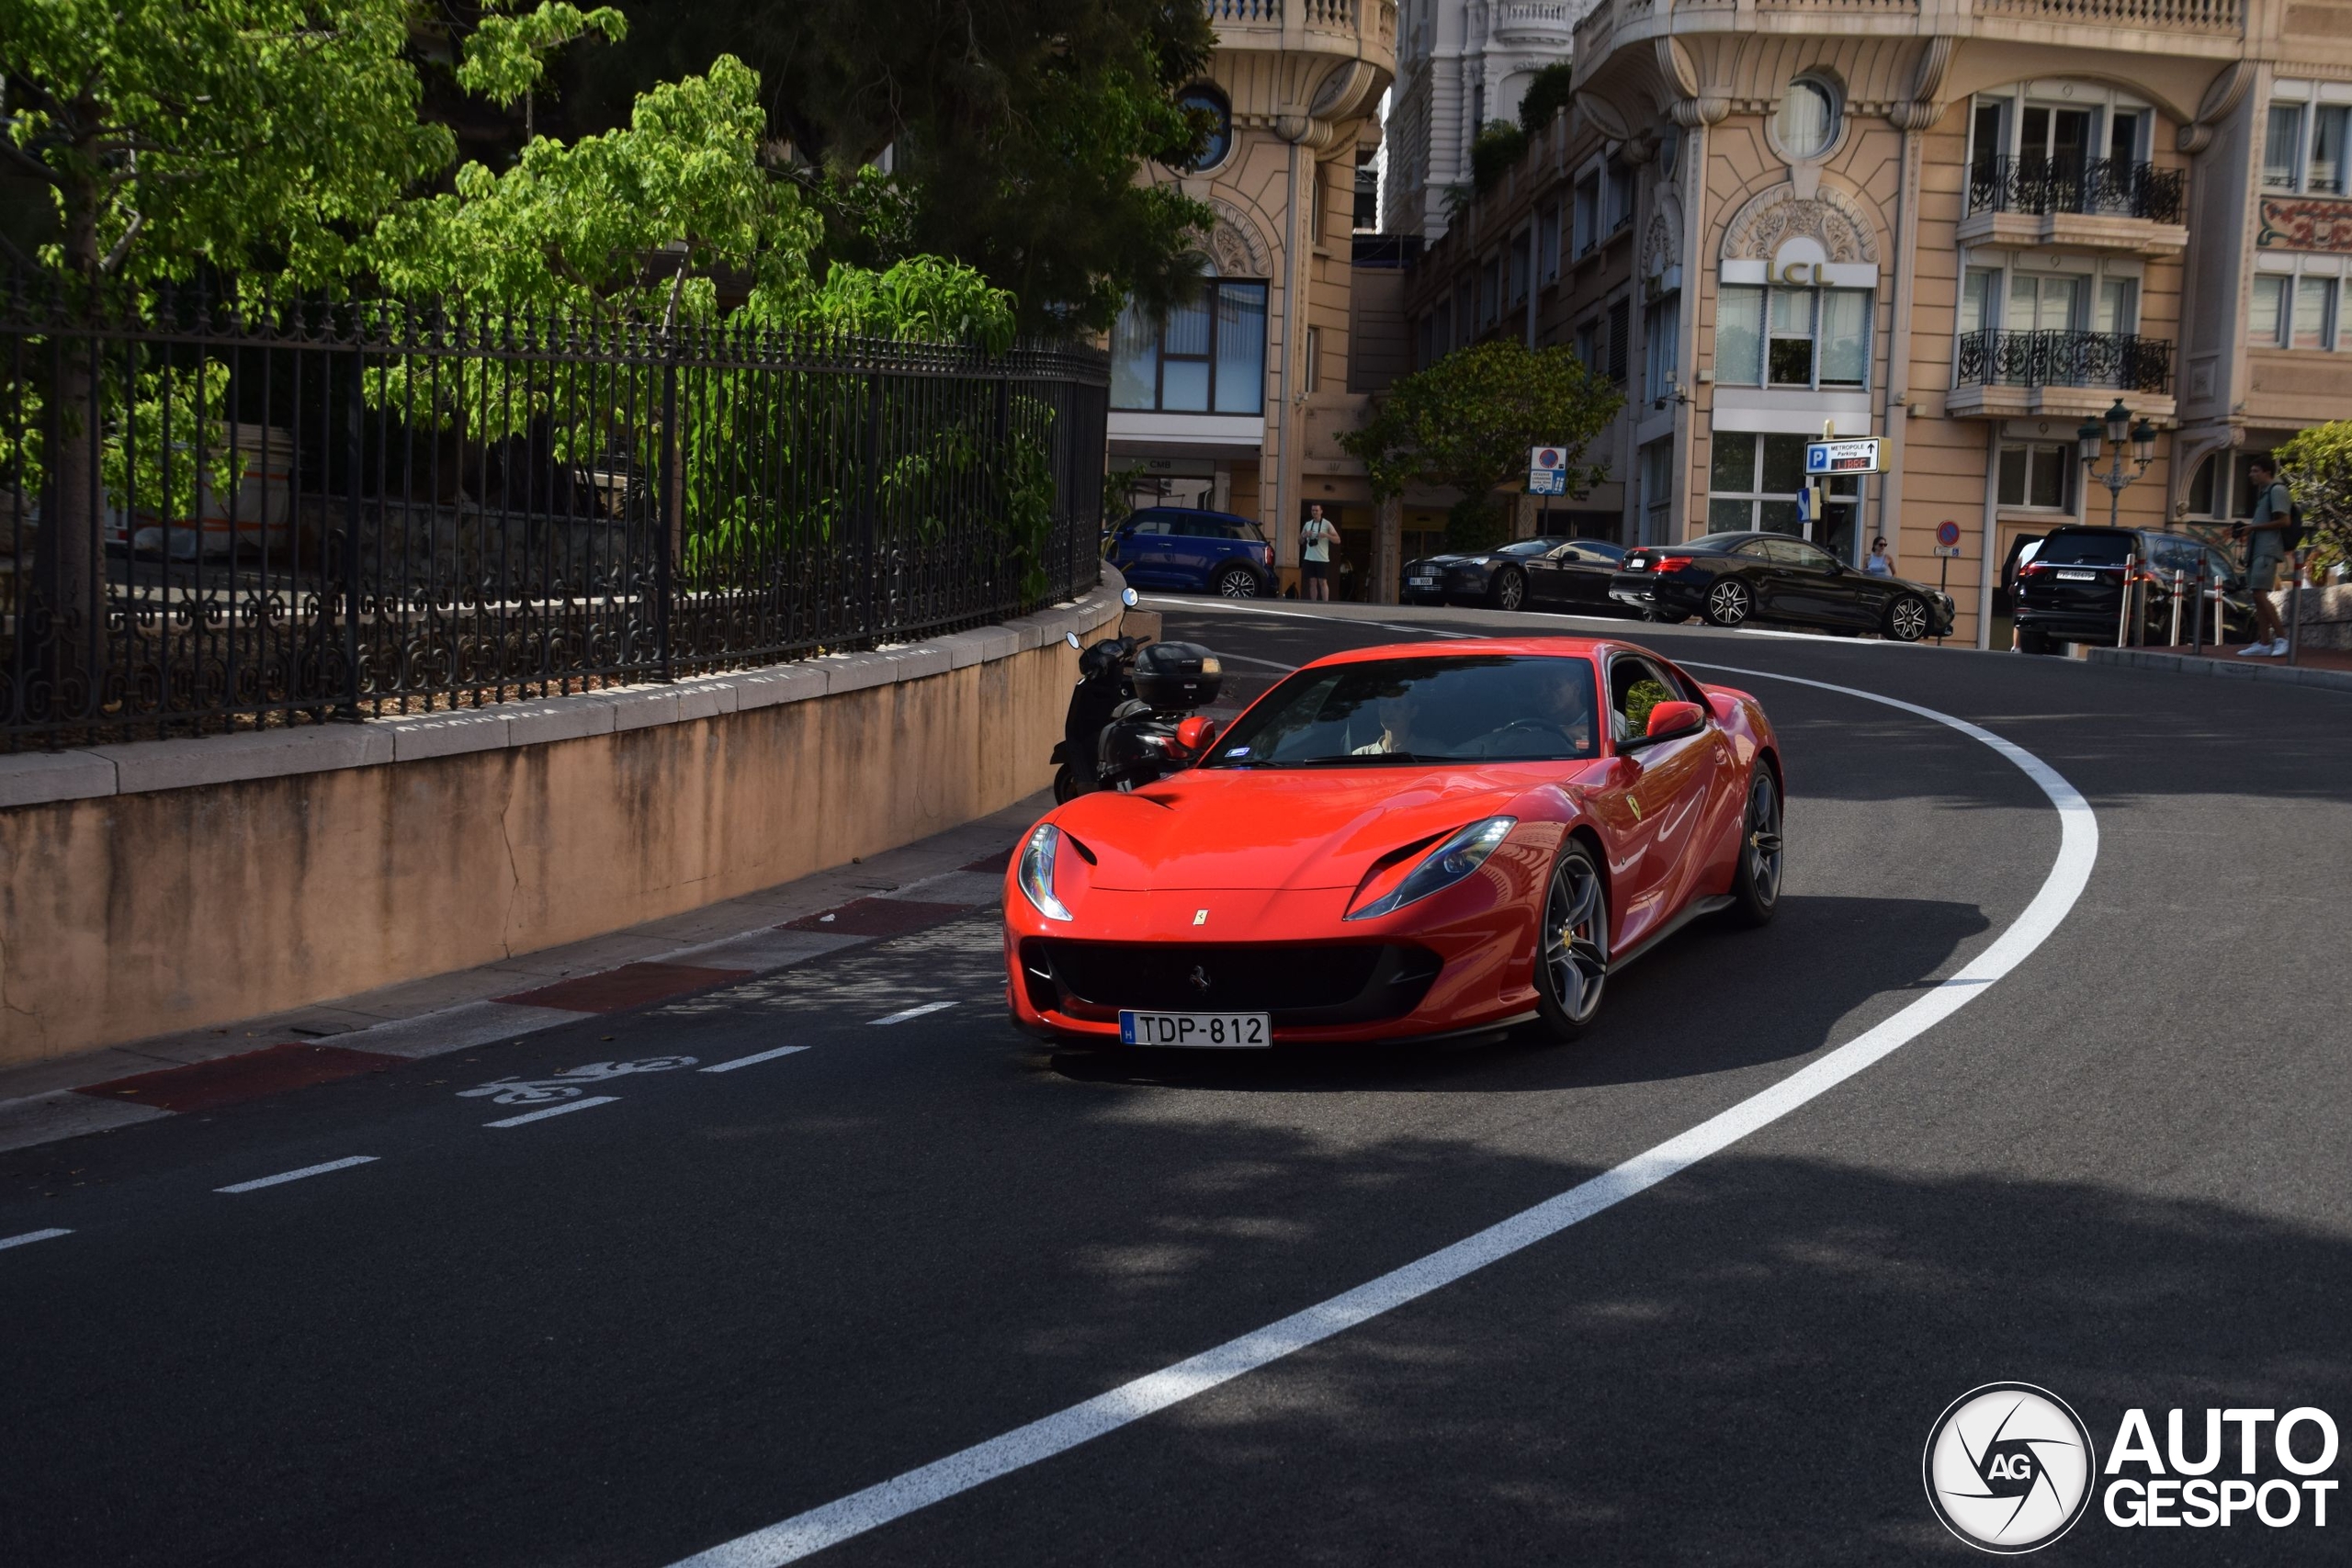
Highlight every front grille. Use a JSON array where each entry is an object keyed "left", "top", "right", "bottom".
[{"left": 1024, "top": 940, "right": 1442, "bottom": 1026}]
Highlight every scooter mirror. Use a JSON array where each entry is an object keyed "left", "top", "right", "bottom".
[
  {"left": 1064, "top": 631, "right": 1083, "bottom": 649},
  {"left": 1121, "top": 587, "right": 1139, "bottom": 608}
]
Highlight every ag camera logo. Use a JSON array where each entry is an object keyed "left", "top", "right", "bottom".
[{"left": 1923, "top": 1383, "right": 2098, "bottom": 1553}]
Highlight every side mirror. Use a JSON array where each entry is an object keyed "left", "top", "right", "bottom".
[
  {"left": 1065, "top": 631, "right": 1083, "bottom": 650},
  {"left": 1175, "top": 715, "right": 1221, "bottom": 756},
  {"left": 1644, "top": 700, "right": 1705, "bottom": 741}
]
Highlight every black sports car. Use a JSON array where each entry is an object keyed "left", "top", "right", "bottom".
[
  {"left": 1400, "top": 536, "right": 1631, "bottom": 614},
  {"left": 1607, "top": 531, "right": 1956, "bottom": 641}
]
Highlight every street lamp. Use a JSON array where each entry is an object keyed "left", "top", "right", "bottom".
[{"left": 2081, "top": 398, "right": 2156, "bottom": 530}]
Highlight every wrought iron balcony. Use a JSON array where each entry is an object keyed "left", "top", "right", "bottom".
[
  {"left": 1954, "top": 328, "right": 2173, "bottom": 394},
  {"left": 1966, "top": 156, "right": 2185, "bottom": 223}
]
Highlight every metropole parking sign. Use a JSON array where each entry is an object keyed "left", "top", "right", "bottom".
[
  {"left": 1805, "top": 437, "right": 1881, "bottom": 476},
  {"left": 1528, "top": 446, "right": 1568, "bottom": 496}
]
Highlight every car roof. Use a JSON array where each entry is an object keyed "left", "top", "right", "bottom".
[{"left": 1125, "top": 506, "right": 1257, "bottom": 525}]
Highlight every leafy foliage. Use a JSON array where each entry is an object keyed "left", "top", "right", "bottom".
[
  {"left": 1516, "top": 63, "right": 1577, "bottom": 139},
  {"left": 1340, "top": 341, "right": 1623, "bottom": 550},
  {"left": 1470, "top": 121, "right": 1529, "bottom": 197},
  {"left": 0, "top": 0, "right": 452, "bottom": 280},
  {"left": 2274, "top": 422, "right": 2352, "bottom": 579},
  {"left": 560, "top": 0, "right": 1219, "bottom": 333},
  {"left": 457, "top": 2, "right": 629, "bottom": 114}
]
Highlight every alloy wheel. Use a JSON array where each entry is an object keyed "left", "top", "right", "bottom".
[
  {"left": 1543, "top": 851, "right": 1610, "bottom": 1025},
  {"left": 1888, "top": 595, "right": 1929, "bottom": 642},
  {"left": 1496, "top": 570, "right": 1525, "bottom": 612},
  {"left": 1217, "top": 568, "right": 1261, "bottom": 599},
  {"left": 1746, "top": 773, "right": 1783, "bottom": 909},
  {"left": 1707, "top": 580, "right": 1750, "bottom": 626}
]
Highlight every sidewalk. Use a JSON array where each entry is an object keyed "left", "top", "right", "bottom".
[
  {"left": 2088, "top": 638, "right": 2352, "bottom": 694},
  {"left": 0, "top": 793, "right": 1046, "bottom": 1155}
]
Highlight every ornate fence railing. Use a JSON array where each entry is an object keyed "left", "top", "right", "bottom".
[
  {"left": 1952, "top": 327, "right": 2174, "bottom": 393},
  {"left": 1966, "top": 155, "right": 2187, "bottom": 224},
  {"left": 0, "top": 277, "right": 1107, "bottom": 750}
]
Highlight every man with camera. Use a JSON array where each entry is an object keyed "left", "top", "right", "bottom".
[{"left": 2234, "top": 457, "right": 2294, "bottom": 659}]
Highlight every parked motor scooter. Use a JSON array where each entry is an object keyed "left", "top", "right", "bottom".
[{"left": 1051, "top": 613, "right": 1226, "bottom": 801}]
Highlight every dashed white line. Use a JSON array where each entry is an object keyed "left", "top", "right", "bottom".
[
  {"left": 485, "top": 1095, "right": 619, "bottom": 1128},
  {"left": 700, "top": 1045, "right": 810, "bottom": 1074},
  {"left": 215, "top": 1156, "right": 379, "bottom": 1194},
  {"left": 0, "top": 1226, "right": 72, "bottom": 1252},
  {"left": 662, "top": 667, "right": 2099, "bottom": 1568},
  {"left": 868, "top": 1002, "right": 956, "bottom": 1026}
]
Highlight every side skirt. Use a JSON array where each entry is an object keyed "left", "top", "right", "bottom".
[{"left": 1608, "top": 895, "right": 1735, "bottom": 976}]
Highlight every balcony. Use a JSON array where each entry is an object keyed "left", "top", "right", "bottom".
[
  {"left": 1949, "top": 328, "right": 2175, "bottom": 421},
  {"left": 1493, "top": 0, "right": 1581, "bottom": 45},
  {"left": 1956, "top": 156, "right": 2188, "bottom": 257},
  {"left": 1204, "top": 0, "right": 1398, "bottom": 63}
]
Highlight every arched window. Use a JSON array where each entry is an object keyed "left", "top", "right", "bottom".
[{"left": 1177, "top": 86, "right": 1233, "bottom": 173}]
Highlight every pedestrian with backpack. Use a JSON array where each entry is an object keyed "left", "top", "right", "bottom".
[{"left": 2235, "top": 457, "right": 2298, "bottom": 658}]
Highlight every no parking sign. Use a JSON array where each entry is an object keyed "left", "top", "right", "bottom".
[{"left": 1528, "top": 446, "right": 1567, "bottom": 496}]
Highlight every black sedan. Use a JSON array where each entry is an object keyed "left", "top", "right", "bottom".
[
  {"left": 1401, "top": 536, "right": 1630, "bottom": 614},
  {"left": 1607, "top": 531, "right": 1956, "bottom": 641}
]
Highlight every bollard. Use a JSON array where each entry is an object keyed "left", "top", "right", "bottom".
[
  {"left": 2189, "top": 561, "right": 2204, "bottom": 655},
  {"left": 2169, "top": 568, "right": 2185, "bottom": 647},
  {"left": 2288, "top": 551, "right": 2303, "bottom": 667},
  {"left": 2116, "top": 552, "right": 2135, "bottom": 649}
]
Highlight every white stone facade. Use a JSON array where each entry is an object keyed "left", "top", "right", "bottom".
[{"left": 1382, "top": 0, "right": 1589, "bottom": 239}]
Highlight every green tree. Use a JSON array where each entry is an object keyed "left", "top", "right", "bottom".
[
  {"left": 2274, "top": 422, "right": 2352, "bottom": 581},
  {"left": 455, "top": 1, "right": 630, "bottom": 142},
  {"left": 559, "top": 0, "right": 1219, "bottom": 333},
  {"left": 1340, "top": 341, "right": 1623, "bottom": 550},
  {"left": 1516, "top": 62, "right": 1577, "bottom": 139}
]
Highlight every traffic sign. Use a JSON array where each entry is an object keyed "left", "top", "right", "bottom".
[
  {"left": 1804, "top": 437, "right": 1881, "bottom": 476},
  {"left": 1528, "top": 445, "right": 1568, "bottom": 495},
  {"left": 1935, "top": 519, "right": 1962, "bottom": 547}
]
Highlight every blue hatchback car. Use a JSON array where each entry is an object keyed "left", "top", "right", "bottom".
[{"left": 1106, "top": 507, "right": 1275, "bottom": 598}]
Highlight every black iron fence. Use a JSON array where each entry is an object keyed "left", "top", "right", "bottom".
[
  {"left": 0, "top": 277, "right": 1106, "bottom": 750},
  {"left": 1953, "top": 327, "right": 2174, "bottom": 394},
  {"left": 1966, "top": 155, "right": 2187, "bottom": 225}
]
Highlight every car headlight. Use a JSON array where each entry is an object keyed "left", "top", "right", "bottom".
[
  {"left": 1017, "top": 822, "right": 1072, "bottom": 921},
  {"left": 1345, "top": 817, "right": 1516, "bottom": 921}
]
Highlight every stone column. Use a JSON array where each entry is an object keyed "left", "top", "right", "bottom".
[{"left": 1373, "top": 495, "right": 1403, "bottom": 604}]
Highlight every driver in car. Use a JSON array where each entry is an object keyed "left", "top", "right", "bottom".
[{"left": 1351, "top": 689, "right": 1420, "bottom": 754}]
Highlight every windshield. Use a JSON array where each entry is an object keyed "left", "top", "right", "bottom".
[
  {"left": 2037, "top": 531, "right": 2134, "bottom": 566},
  {"left": 1203, "top": 655, "right": 1601, "bottom": 767}
]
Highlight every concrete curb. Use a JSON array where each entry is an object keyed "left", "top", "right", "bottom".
[
  {"left": 2086, "top": 646, "right": 2352, "bottom": 694},
  {"left": 0, "top": 576, "right": 1125, "bottom": 807}
]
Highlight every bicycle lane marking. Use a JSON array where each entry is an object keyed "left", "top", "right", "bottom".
[
  {"left": 661, "top": 664, "right": 2099, "bottom": 1568},
  {"left": 486, "top": 1097, "right": 619, "bottom": 1129}
]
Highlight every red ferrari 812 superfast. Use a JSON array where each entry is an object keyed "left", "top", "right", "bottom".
[{"left": 1003, "top": 637, "right": 1782, "bottom": 1047}]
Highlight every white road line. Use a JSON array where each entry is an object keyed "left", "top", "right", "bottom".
[
  {"left": 0, "top": 1227, "right": 72, "bottom": 1251},
  {"left": 700, "top": 1045, "right": 810, "bottom": 1074},
  {"left": 663, "top": 668, "right": 2098, "bottom": 1568},
  {"left": 868, "top": 1002, "right": 955, "bottom": 1026},
  {"left": 485, "top": 1095, "right": 619, "bottom": 1128},
  {"left": 215, "top": 1156, "right": 379, "bottom": 1194},
  {"left": 1216, "top": 651, "right": 1303, "bottom": 672}
]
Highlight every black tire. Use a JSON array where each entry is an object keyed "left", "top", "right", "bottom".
[
  {"left": 1052, "top": 764, "right": 1080, "bottom": 804},
  {"left": 1884, "top": 593, "right": 1931, "bottom": 643},
  {"left": 1725, "top": 766, "right": 1782, "bottom": 928},
  {"left": 1215, "top": 565, "right": 1262, "bottom": 599},
  {"left": 1702, "top": 576, "right": 1752, "bottom": 627},
  {"left": 1532, "top": 841, "right": 1610, "bottom": 1042},
  {"left": 1491, "top": 568, "right": 1527, "bottom": 612},
  {"left": 2017, "top": 624, "right": 2052, "bottom": 656}
]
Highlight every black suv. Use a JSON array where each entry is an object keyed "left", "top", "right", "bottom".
[{"left": 2011, "top": 526, "right": 2253, "bottom": 654}]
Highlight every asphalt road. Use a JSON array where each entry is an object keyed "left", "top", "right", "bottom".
[{"left": 3, "top": 599, "right": 2346, "bottom": 1566}]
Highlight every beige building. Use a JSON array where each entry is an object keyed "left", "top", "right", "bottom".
[
  {"left": 1112, "top": 1, "right": 1398, "bottom": 590},
  {"left": 1393, "top": 0, "right": 2352, "bottom": 644}
]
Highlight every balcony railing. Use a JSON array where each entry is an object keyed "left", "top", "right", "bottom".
[
  {"left": 1954, "top": 328, "right": 2173, "bottom": 394},
  {"left": 1976, "top": 0, "right": 2242, "bottom": 28},
  {"left": 1967, "top": 156, "right": 2186, "bottom": 224},
  {"left": 1206, "top": 0, "right": 1282, "bottom": 22}
]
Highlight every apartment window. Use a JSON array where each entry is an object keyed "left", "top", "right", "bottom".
[
  {"left": 1607, "top": 298, "right": 1632, "bottom": 385},
  {"left": 1997, "top": 444, "right": 2075, "bottom": 511},
  {"left": 1303, "top": 325, "right": 1321, "bottom": 393},
  {"left": 1479, "top": 258, "right": 1501, "bottom": 329},
  {"left": 1708, "top": 432, "right": 1853, "bottom": 535},
  {"left": 2253, "top": 275, "right": 2288, "bottom": 347},
  {"left": 1714, "top": 283, "right": 1871, "bottom": 389},
  {"left": 1644, "top": 291, "right": 1681, "bottom": 400},
  {"left": 1538, "top": 202, "right": 1562, "bottom": 283},
  {"left": 1639, "top": 438, "right": 1675, "bottom": 547},
  {"left": 1110, "top": 280, "right": 1269, "bottom": 413},
  {"left": 1418, "top": 311, "right": 1439, "bottom": 368},
  {"left": 1574, "top": 318, "right": 1600, "bottom": 374},
  {"left": 2187, "top": 452, "right": 2268, "bottom": 521},
  {"left": 2095, "top": 276, "right": 2140, "bottom": 335},
  {"left": 1453, "top": 280, "right": 1474, "bottom": 348},
  {"left": 2293, "top": 276, "right": 2338, "bottom": 350},
  {"left": 1605, "top": 161, "right": 1634, "bottom": 231},
  {"left": 2260, "top": 96, "right": 2348, "bottom": 195},
  {"left": 1960, "top": 267, "right": 2001, "bottom": 334},
  {"left": 1509, "top": 230, "right": 1530, "bottom": 304},
  {"left": 1574, "top": 173, "right": 1600, "bottom": 257}
]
